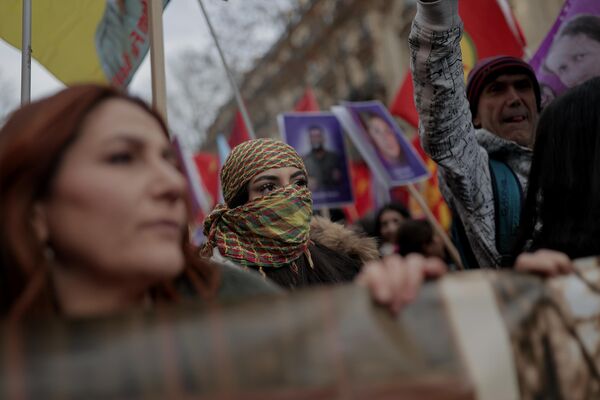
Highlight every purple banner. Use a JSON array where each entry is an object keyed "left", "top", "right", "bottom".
[
  {"left": 529, "top": 0, "right": 600, "bottom": 107},
  {"left": 333, "top": 101, "right": 429, "bottom": 189},
  {"left": 278, "top": 113, "right": 354, "bottom": 209}
]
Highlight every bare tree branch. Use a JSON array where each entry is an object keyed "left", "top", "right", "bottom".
[{"left": 167, "top": 0, "right": 305, "bottom": 150}]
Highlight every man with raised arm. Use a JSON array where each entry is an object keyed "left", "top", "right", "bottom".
[{"left": 409, "top": 0, "right": 541, "bottom": 268}]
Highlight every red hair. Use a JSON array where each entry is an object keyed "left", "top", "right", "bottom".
[{"left": 0, "top": 84, "right": 218, "bottom": 318}]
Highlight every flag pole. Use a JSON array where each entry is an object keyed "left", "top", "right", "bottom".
[
  {"left": 407, "top": 183, "right": 464, "bottom": 270},
  {"left": 148, "top": 0, "right": 168, "bottom": 123},
  {"left": 196, "top": 0, "right": 256, "bottom": 140},
  {"left": 20, "top": 0, "right": 32, "bottom": 105}
]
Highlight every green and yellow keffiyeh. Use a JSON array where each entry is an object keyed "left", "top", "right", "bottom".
[
  {"left": 220, "top": 138, "right": 306, "bottom": 206},
  {"left": 204, "top": 186, "right": 312, "bottom": 268},
  {"left": 203, "top": 139, "right": 312, "bottom": 268}
]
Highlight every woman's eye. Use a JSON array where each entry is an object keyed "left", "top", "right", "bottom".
[
  {"left": 488, "top": 83, "right": 502, "bottom": 93},
  {"left": 294, "top": 179, "right": 307, "bottom": 187},
  {"left": 107, "top": 152, "right": 133, "bottom": 164},
  {"left": 163, "top": 149, "right": 179, "bottom": 167},
  {"left": 259, "top": 183, "right": 277, "bottom": 194}
]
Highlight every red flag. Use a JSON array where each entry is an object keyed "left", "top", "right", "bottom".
[
  {"left": 406, "top": 136, "right": 452, "bottom": 230},
  {"left": 390, "top": 0, "right": 526, "bottom": 127},
  {"left": 294, "top": 87, "right": 320, "bottom": 112},
  {"left": 228, "top": 111, "right": 251, "bottom": 148},
  {"left": 193, "top": 152, "right": 220, "bottom": 208},
  {"left": 390, "top": 78, "right": 418, "bottom": 128},
  {"left": 343, "top": 161, "right": 375, "bottom": 223}
]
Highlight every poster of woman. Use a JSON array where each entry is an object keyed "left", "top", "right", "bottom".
[
  {"left": 332, "top": 101, "right": 429, "bottom": 189},
  {"left": 530, "top": 0, "right": 600, "bottom": 107}
]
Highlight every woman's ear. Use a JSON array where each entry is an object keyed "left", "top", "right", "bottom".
[{"left": 31, "top": 202, "right": 49, "bottom": 243}]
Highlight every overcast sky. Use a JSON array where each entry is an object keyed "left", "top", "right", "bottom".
[{"left": 0, "top": 0, "right": 216, "bottom": 102}]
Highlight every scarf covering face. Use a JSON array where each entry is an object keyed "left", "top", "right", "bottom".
[
  {"left": 203, "top": 139, "right": 312, "bottom": 268},
  {"left": 220, "top": 138, "right": 307, "bottom": 206}
]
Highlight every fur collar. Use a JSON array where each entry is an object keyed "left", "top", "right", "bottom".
[{"left": 310, "top": 216, "right": 379, "bottom": 264}]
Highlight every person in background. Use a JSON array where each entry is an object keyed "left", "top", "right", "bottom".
[
  {"left": 410, "top": 0, "right": 541, "bottom": 268},
  {"left": 374, "top": 203, "right": 411, "bottom": 256},
  {"left": 397, "top": 220, "right": 447, "bottom": 262}
]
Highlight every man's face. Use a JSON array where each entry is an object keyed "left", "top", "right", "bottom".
[
  {"left": 545, "top": 33, "right": 600, "bottom": 88},
  {"left": 309, "top": 129, "right": 324, "bottom": 150},
  {"left": 473, "top": 73, "right": 538, "bottom": 148}
]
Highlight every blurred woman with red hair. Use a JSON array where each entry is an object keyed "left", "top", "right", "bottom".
[{"left": 0, "top": 85, "right": 232, "bottom": 318}]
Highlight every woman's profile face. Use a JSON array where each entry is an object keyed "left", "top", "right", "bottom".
[
  {"left": 546, "top": 33, "right": 600, "bottom": 88},
  {"left": 35, "top": 99, "right": 187, "bottom": 284},
  {"left": 247, "top": 166, "right": 307, "bottom": 201},
  {"left": 367, "top": 116, "right": 402, "bottom": 161}
]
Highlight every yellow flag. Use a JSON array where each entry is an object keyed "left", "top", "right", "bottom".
[{"left": 0, "top": 0, "right": 169, "bottom": 87}]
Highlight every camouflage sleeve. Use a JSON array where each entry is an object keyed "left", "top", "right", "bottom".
[{"left": 409, "top": 0, "right": 499, "bottom": 268}]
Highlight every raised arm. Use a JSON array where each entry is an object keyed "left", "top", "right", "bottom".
[{"left": 409, "top": 0, "right": 499, "bottom": 267}]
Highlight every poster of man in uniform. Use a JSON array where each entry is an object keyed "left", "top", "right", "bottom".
[
  {"left": 278, "top": 113, "right": 354, "bottom": 209},
  {"left": 332, "top": 101, "right": 429, "bottom": 189},
  {"left": 530, "top": 0, "right": 600, "bottom": 108}
]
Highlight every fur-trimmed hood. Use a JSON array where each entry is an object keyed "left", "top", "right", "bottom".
[{"left": 310, "top": 216, "right": 379, "bottom": 264}]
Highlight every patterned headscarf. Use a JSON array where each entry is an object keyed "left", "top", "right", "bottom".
[
  {"left": 203, "top": 139, "right": 313, "bottom": 268},
  {"left": 220, "top": 138, "right": 307, "bottom": 206}
]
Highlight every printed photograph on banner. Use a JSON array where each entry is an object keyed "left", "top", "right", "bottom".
[
  {"left": 332, "top": 101, "right": 429, "bottom": 189},
  {"left": 529, "top": 0, "right": 600, "bottom": 108},
  {"left": 278, "top": 113, "right": 354, "bottom": 209}
]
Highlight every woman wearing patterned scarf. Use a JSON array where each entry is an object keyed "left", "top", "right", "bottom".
[{"left": 203, "top": 138, "right": 379, "bottom": 288}]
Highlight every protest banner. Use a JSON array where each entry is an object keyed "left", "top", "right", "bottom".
[
  {"left": 529, "top": 0, "right": 600, "bottom": 107},
  {"left": 333, "top": 101, "right": 429, "bottom": 189},
  {"left": 334, "top": 101, "right": 463, "bottom": 268},
  {"left": 0, "top": 0, "right": 170, "bottom": 88},
  {"left": 3, "top": 259, "right": 599, "bottom": 399},
  {"left": 279, "top": 113, "right": 354, "bottom": 209}
]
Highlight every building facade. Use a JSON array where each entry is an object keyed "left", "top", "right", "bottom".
[{"left": 203, "top": 0, "right": 564, "bottom": 149}]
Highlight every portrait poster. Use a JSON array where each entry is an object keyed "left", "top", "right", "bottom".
[
  {"left": 332, "top": 101, "right": 429, "bottom": 189},
  {"left": 278, "top": 112, "right": 354, "bottom": 209},
  {"left": 529, "top": 0, "right": 600, "bottom": 107}
]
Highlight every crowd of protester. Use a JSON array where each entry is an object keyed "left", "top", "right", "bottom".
[
  {"left": 0, "top": 0, "right": 598, "bottom": 395},
  {"left": 0, "top": 0, "right": 590, "bottom": 316}
]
